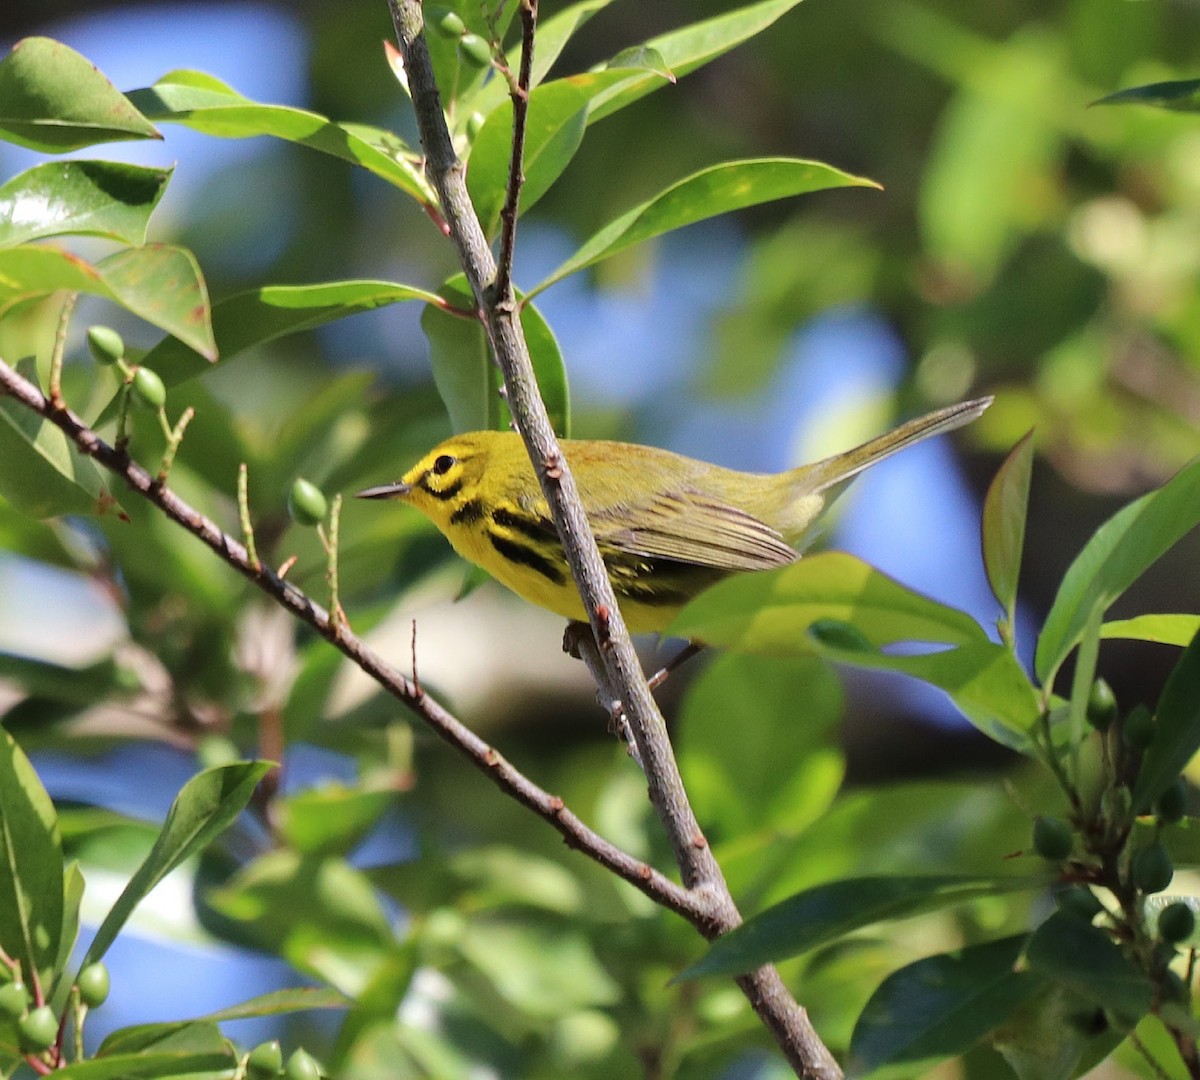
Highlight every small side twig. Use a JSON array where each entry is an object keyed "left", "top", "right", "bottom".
[
  {"left": 237, "top": 463, "right": 261, "bottom": 571},
  {"left": 157, "top": 406, "right": 194, "bottom": 484},
  {"left": 318, "top": 493, "right": 346, "bottom": 636},
  {"left": 49, "top": 293, "right": 76, "bottom": 408}
]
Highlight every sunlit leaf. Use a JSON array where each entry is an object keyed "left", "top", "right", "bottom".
[
  {"left": 54, "top": 1051, "right": 234, "bottom": 1079},
  {"left": 200, "top": 987, "right": 351, "bottom": 1021},
  {"left": 982, "top": 429, "right": 1034, "bottom": 620},
  {"left": 1101, "top": 614, "right": 1200, "bottom": 647},
  {"left": 1133, "top": 628, "right": 1200, "bottom": 812},
  {"left": 0, "top": 162, "right": 170, "bottom": 248},
  {"left": 531, "top": 158, "right": 878, "bottom": 296},
  {"left": 0, "top": 37, "right": 159, "bottom": 151}
]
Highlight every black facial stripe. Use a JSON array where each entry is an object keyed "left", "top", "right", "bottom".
[
  {"left": 419, "top": 474, "right": 463, "bottom": 501},
  {"left": 449, "top": 498, "right": 487, "bottom": 526},
  {"left": 487, "top": 534, "right": 565, "bottom": 584},
  {"left": 491, "top": 506, "right": 558, "bottom": 542}
]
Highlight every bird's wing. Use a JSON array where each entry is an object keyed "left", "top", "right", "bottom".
[{"left": 591, "top": 489, "right": 797, "bottom": 572}]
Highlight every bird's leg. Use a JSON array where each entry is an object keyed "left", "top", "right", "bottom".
[{"left": 647, "top": 640, "right": 706, "bottom": 690}]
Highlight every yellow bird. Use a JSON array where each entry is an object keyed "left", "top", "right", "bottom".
[{"left": 358, "top": 397, "right": 992, "bottom": 634}]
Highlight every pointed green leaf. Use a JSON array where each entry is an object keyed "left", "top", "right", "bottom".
[
  {"left": 1133, "top": 627, "right": 1200, "bottom": 812},
  {"left": 51, "top": 862, "right": 85, "bottom": 1008},
  {"left": 82, "top": 761, "right": 272, "bottom": 966},
  {"left": 1101, "top": 614, "right": 1200, "bottom": 647},
  {"left": 0, "top": 729, "right": 63, "bottom": 984},
  {"left": 1036, "top": 457, "right": 1200, "bottom": 686},
  {"left": 199, "top": 986, "right": 350, "bottom": 1022},
  {"left": 1024, "top": 912, "right": 1153, "bottom": 1021},
  {"left": 54, "top": 1052, "right": 234, "bottom": 1079},
  {"left": 126, "top": 71, "right": 434, "bottom": 204},
  {"left": 0, "top": 37, "right": 160, "bottom": 151},
  {"left": 422, "top": 274, "right": 569, "bottom": 435},
  {"left": 982, "top": 429, "right": 1034, "bottom": 620},
  {"left": 139, "top": 279, "right": 441, "bottom": 387},
  {"left": 97, "top": 1019, "right": 225, "bottom": 1056},
  {"left": 531, "top": 158, "right": 878, "bottom": 296},
  {"left": 680, "top": 875, "right": 1042, "bottom": 979},
  {"left": 277, "top": 783, "right": 395, "bottom": 856},
  {"left": 0, "top": 162, "right": 171, "bottom": 248},
  {"left": 848, "top": 935, "right": 1039, "bottom": 1077},
  {"left": 0, "top": 243, "right": 215, "bottom": 359},
  {"left": 1094, "top": 78, "right": 1200, "bottom": 112}
]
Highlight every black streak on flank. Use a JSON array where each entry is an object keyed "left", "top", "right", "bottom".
[
  {"left": 491, "top": 506, "right": 559, "bottom": 543},
  {"left": 487, "top": 534, "right": 565, "bottom": 584},
  {"left": 450, "top": 498, "right": 487, "bottom": 526}
]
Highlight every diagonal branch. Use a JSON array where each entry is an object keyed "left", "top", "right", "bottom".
[{"left": 385, "top": 3, "right": 841, "bottom": 1076}]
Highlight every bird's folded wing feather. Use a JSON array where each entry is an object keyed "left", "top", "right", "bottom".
[{"left": 591, "top": 489, "right": 797, "bottom": 572}]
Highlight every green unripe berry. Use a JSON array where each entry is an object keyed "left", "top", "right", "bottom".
[
  {"left": 458, "top": 33, "right": 491, "bottom": 67},
  {"left": 288, "top": 478, "right": 328, "bottom": 527},
  {"left": 1157, "top": 780, "right": 1188, "bottom": 825},
  {"left": 433, "top": 11, "right": 466, "bottom": 37},
  {"left": 1158, "top": 902, "right": 1195, "bottom": 944},
  {"left": 247, "top": 1039, "right": 284, "bottom": 1077},
  {"left": 1122, "top": 705, "right": 1155, "bottom": 750},
  {"left": 1032, "top": 815, "right": 1074, "bottom": 862},
  {"left": 0, "top": 980, "right": 29, "bottom": 1018},
  {"left": 1086, "top": 678, "right": 1117, "bottom": 731},
  {"left": 1132, "top": 843, "right": 1174, "bottom": 894},
  {"left": 87, "top": 325, "right": 125, "bottom": 366},
  {"left": 76, "top": 962, "right": 110, "bottom": 1008},
  {"left": 18, "top": 1005, "right": 58, "bottom": 1051},
  {"left": 1055, "top": 885, "right": 1104, "bottom": 922},
  {"left": 130, "top": 366, "right": 166, "bottom": 410},
  {"left": 284, "top": 1047, "right": 322, "bottom": 1080}
]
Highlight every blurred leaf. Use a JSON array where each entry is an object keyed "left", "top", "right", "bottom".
[
  {"left": 1094, "top": 78, "right": 1200, "bottom": 112},
  {"left": 423, "top": 274, "right": 569, "bottom": 435},
  {"left": 200, "top": 986, "right": 351, "bottom": 1021},
  {"left": 982, "top": 430, "right": 1034, "bottom": 620},
  {"left": 848, "top": 935, "right": 1039, "bottom": 1078},
  {"left": 992, "top": 982, "right": 1122, "bottom": 1080},
  {"left": 1036, "top": 457, "right": 1200, "bottom": 686},
  {"left": 277, "top": 782, "right": 395, "bottom": 856},
  {"left": 0, "top": 728, "right": 63, "bottom": 984},
  {"left": 127, "top": 70, "right": 434, "bottom": 203},
  {"left": 0, "top": 162, "right": 170, "bottom": 248},
  {"left": 531, "top": 158, "right": 878, "bottom": 296},
  {"left": 141, "top": 279, "right": 441, "bottom": 387},
  {"left": 0, "top": 37, "right": 160, "bottom": 151},
  {"left": 83, "top": 761, "right": 272, "bottom": 966},
  {"left": 681, "top": 875, "right": 1042, "bottom": 979},
  {"left": 0, "top": 243, "right": 215, "bottom": 359},
  {"left": 1101, "top": 614, "right": 1200, "bottom": 647},
  {"left": 1133, "top": 627, "right": 1200, "bottom": 812},
  {"left": 1023, "top": 912, "right": 1153, "bottom": 1022}
]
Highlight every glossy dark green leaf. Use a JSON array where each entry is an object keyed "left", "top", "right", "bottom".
[
  {"left": 982, "top": 429, "right": 1034, "bottom": 620},
  {"left": 1094, "top": 79, "right": 1200, "bottom": 112},
  {"left": 126, "top": 70, "right": 432, "bottom": 204},
  {"left": 1023, "top": 912, "right": 1153, "bottom": 1021},
  {"left": 0, "top": 161, "right": 170, "bottom": 248},
  {"left": 1036, "top": 457, "right": 1200, "bottom": 686},
  {"left": 680, "top": 875, "right": 1042, "bottom": 979},
  {"left": 422, "top": 274, "right": 569, "bottom": 435},
  {"left": 531, "top": 158, "right": 878, "bottom": 296},
  {"left": 82, "top": 761, "right": 273, "bottom": 966},
  {"left": 848, "top": 935, "right": 1039, "bottom": 1077},
  {"left": 140, "top": 279, "right": 441, "bottom": 387},
  {"left": 0, "top": 728, "right": 63, "bottom": 984},
  {"left": 1133, "top": 627, "right": 1200, "bottom": 812},
  {"left": 0, "top": 37, "right": 159, "bottom": 151}
]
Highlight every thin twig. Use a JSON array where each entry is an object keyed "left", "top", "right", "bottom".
[
  {"left": 385, "top": 3, "right": 841, "bottom": 1076},
  {"left": 493, "top": 0, "right": 535, "bottom": 301},
  {"left": 0, "top": 355, "right": 696, "bottom": 923},
  {"left": 49, "top": 293, "right": 76, "bottom": 408},
  {"left": 237, "top": 463, "right": 261, "bottom": 571}
]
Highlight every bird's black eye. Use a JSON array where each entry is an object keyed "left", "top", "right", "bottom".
[{"left": 432, "top": 454, "right": 456, "bottom": 476}]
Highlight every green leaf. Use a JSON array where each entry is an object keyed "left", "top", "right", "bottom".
[
  {"left": 422, "top": 274, "right": 569, "bottom": 435},
  {"left": 1094, "top": 78, "right": 1200, "bottom": 112},
  {"left": 53, "top": 1052, "right": 234, "bottom": 1079},
  {"left": 82, "top": 761, "right": 272, "bottom": 966},
  {"left": 1133, "top": 628, "right": 1200, "bottom": 812},
  {"left": 1023, "top": 912, "right": 1153, "bottom": 1021},
  {"left": 126, "top": 71, "right": 434, "bottom": 204},
  {"left": 0, "top": 162, "right": 171, "bottom": 248},
  {"left": 97, "top": 1019, "right": 226, "bottom": 1056},
  {"left": 199, "top": 986, "right": 351, "bottom": 1022},
  {"left": 52, "top": 862, "right": 85, "bottom": 1003},
  {"left": 848, "top": 935, "right": 1039, "bottom": 1077},
  {"left": 982, "top": 429, "right": 1034, "bottom": 621},
  {"left": 0, "top": 37, "right": 160, "bottom": 151},
  {"left": 1101, "top": 614, "right": 1200, "bottom": 647},
  {"left": 679, "top": 875, "right": 1042, "bottom": 979},
  {"left": 0, "top": 729, "right": 63, "bottom": 985},
  {"left": 530, "top": 158, "right": 878, "bottom": 296},
  {"left": 277, "top": 783, "right": 395, "bottom": 856},
  {"left": 0, "top": 243, "right": 215, "bottom": 360},
  {"left": 1036, "top": 457, "right": 1200, "bottom": 686},
  {"left": 140, "top": 279, "right": 441, "bottom": 387}
]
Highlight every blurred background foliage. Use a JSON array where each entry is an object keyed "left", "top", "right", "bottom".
[{"left": 2, "top": 0, "right": 1200, "bottom": 1076}]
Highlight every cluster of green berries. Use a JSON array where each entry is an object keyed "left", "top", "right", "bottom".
[
  {"left": 88, "top": 326, "right": 167, "bottom": 411},
  {"left": 0, "top": 962, "right": 108, "bottom": 1054},
  {"left": 246, "top": 1040, "right": 323, "bottom": 1079},
  {"left": 426, "top": 6, "right": 492, "bottom": 68}
]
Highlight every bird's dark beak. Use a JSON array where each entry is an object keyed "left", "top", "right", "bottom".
[{"left": 356, "top": 482, "right": 412, "bottom": 500}]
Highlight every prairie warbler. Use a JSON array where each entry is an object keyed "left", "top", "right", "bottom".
[{"left": 358, "top": 397, "right": 991, "bottom": 633}]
